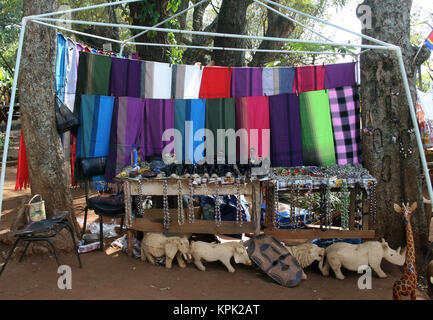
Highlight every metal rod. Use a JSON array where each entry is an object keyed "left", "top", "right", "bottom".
[
  {"left": 31, "top": 17, "right": 391, "bottom": 51},
  {"left": 0, "top": 18, "right": 27, "bottom": 219},
  {"left": 261, "top": 0, "right": 392, "bottom": 48},
  {"left": 395, "top": 47, "right": 433, "bottom": 203},
  {"left": 253, "top": 0, "right": 358, "bottom": 56}
]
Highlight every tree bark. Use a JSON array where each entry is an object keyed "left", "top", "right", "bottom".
[
  {"left": 358, "top": 0, "right": 431, "bottom": 254},
  {"left": 212, "top": 0, "right": 252, "bottom": 66},
  {"left": 19, "top": 0, "right": 79, "bottom": 235}
]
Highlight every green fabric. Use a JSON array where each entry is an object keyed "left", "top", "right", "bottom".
[
  {"left": 86, "top": 54, "right": 112, "bottom": 95},
  {"left": 299, "top": 90, "right": 336, "bottom": 166},
  {"left": 174, "top": 100, "right": 187, "bottom": 161},
  {"left": 205, "top": 98, "right": 236, "bottom": 162}
]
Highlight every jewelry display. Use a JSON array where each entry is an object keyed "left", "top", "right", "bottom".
[
  {"left": 369, "top": 182, "right": 377, "bottom": 226},
  {"left": 163, "top": 179, "right": 170, "bottom": 230},
  {"left": 340, "top": 180, "right": 349, "bottom": 230},
  {"left": 137, "top": 178, "right": 144, "bottom": 218},
  {"left": 235, "top": 179, "right": 243, "bottom": 226},
  {"left": 177, "top": 179, "right": 185, "bottom": 226},
  {"left": 273, "top": 180, "right": 280, "bottom": 229},
  {"left": 214, "top": 181, "right": 222, "bottom": 227},
  {"left": 188, "top": 179, "right": 195, "bottom": 224}
]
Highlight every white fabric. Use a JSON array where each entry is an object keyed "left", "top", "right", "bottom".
[
  {"left": 142, "top": 61, "right": 172, "bottom": 99},
  {"left": 183, "top": 65, "right": 203, "bottom": 99}
]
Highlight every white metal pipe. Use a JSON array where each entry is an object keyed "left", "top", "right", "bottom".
[
  {"left": 261, "top": 0, "right": 392, "bottom": 48},
  {"left": 0, "top": 18, "right": 27, "bottom": 219},
  {"left": 124, "top": 0, "right": 210, "bottom": 43},
  {"left": 253, "top": 0, "right": 358, "bottom": 56},
  {"left": 126, "top": 40, "right": 345, "bottom": 55},
  {"left": 394, "top": 47, "right": 433, "bottom": 203},
  {"left": 32, "top": 20, "right": 124, "bottom": 45},
  {"left": 29, "top": 0, "right": 143, "bottom": 19},
  {"left": 32, "top": 17, "right": 392, "bottom": 51}
]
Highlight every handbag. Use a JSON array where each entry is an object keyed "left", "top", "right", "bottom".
[
  {"left": 55, "top": 94, "right": 79, "bottom": 133},
  {"left": 80, "top": 157, "right": 107, "bottom": 177},
  {"left": 26, "top": 194, "right": 46, "bottom": 223}
]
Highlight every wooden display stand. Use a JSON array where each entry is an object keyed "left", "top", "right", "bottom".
[
  {"left": 122, "top": 178, "right": 262, "bottom": 257},
  {"left": 261, "top": 180, "right": 375, "bottom": 242}
]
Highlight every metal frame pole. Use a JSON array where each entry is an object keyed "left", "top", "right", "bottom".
[{"left": 0, "top": 18, "right": 27, "bottom": 219}]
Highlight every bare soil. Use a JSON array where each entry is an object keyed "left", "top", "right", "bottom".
[{"left": 0, "top": 166, "right": 431, "bottom": 300}]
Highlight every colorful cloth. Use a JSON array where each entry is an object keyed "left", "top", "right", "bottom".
[
  {"left": 199, "top": 66, "right": 232, "bottom": 99},
  {"left": 416, "top": 89, "right": 433, "bottom": 148},
  {"left": 294, "top": 65, "right": 326, "bottom": 93},
  {"left": 299, "top": 90, "right": 336, "bottom": 166},
  {"left": 205, "top": 98, "right": 236, "bottom": 162},
  {"left": 328, "top": 86, "right": 362, "bottom": 164},
  {"left": 174, "top": 99, "right": 206, "bottom": 163},
  {"left": 64, "top": 39, "right": 82, "bottom": 112},
  {"left": 145, "top": 99, "right": 175, "bottom": 157},
  {"left": 231, "top": 67, "right": 263, "bottom": 98},
  {"left": 262, "top": 67, "right": 295, "bottom": 96},
  {"left": 235, "top": 96, "right": 270, "bottom": 161},
  {"left": 324, "top": 62, "right": 356, "bottom": 89},
  {"left": 109, "top": 57, "right": 142, "bottom": 98},
  {"left": 55, "top": 33, "right": 67, "bottom": 101},
  {"left": 141, "top": 61, "right": 172, "bottom": 99},
  {"left": 425, "top": 30, "right": 433, "bottom": 50},
  {"left": 105, "top": 97, "right": 146, "bottom": 182},
  {"left": 171, "top": 65, "right": 203, "bottom": 99},
  {"left": 15, "top": 129, "right": 29, "bottom": 191},
  {"left": 269, "top": 94, "right": 303, "bottom": 167}
]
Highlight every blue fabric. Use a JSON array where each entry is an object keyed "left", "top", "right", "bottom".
[
  {"left": 187, "top": 99, "right": 206, "bottom": 164},
  {"left": 55, "top": 33, "right": 67, "bottom": 102},
  {"left": 312, "top": 238, "right": 362, "bottom": 248},
  {"left": 260, "top": 203, "right": 313, "bottom": 229}
]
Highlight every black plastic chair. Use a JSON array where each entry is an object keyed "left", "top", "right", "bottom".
[
  {"left": 82, "top": 181, "right": 125, "bottom": 251},
  {"left": 0, "top": 216, "right": 82, "bottom": 276}
]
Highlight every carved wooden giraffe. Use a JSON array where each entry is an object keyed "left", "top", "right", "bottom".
[{"left": 392, "top": 202, "right": 418, "bottom": 300}]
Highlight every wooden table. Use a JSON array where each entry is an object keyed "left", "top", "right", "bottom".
[{"left": 121, "top": 177, "right": 262, "bottom": 256}]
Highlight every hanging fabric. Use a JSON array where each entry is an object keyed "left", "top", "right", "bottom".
[
  {"left": 269, "top": 94, "right": 303, "bottom": 167},
  {"left": 324, "top": 62, "right": 356, "bottom": 89},
  {"left": 174, "top": 99, "right": 206, "bottom": 163},
  {"left": 205, "top": 98, "right": 236, "bottom": 162},
  {"left": 141, "top": 61, "right": 173, "bottom": 99},
  {"left": 294, "top": 65, "right": 326, "bottom": 93},
  {"left": 105, "top": 97, "right": 145, "bottom": 182},
  {"left": 199, "top": 66, "right": 232, "bottom": 99},
  {"left": 299, "top": 90, "right": 336, "bottom": 166},
  {"left": 109, "top": 57, "right": 142, "bottom": 98},
  {"left": 262, "top": 67, "right": 295, "bottom": 96},
  {"left": 55, "top": 33, "right": 67, "bottom": 101},
  {"left": 235, "top": 96, "right": 270, "bottom": 161},
  {"left": 231, "top": 67, "right": 263, "bottom": 98},
  {"left": 145, "top": 99, "right": 175, "bottom": 157},
  {"left": 64, "top": 39, "right": 82, "bottom": 112},
  {"left": 15, "top": 129, "right": 29, "bottom": 191},
  {"left": 416, "top": 89, "right": 433, "bottom": 148},
  {"left": 328, "top": 86, "right": 362, "bottom": 164},
  {"left": 171, "top": 65, "right": 203, "bottom": 99}
]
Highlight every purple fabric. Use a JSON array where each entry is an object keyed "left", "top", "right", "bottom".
[
  {"left": 324, "top": 62, "right": 356, "bottom": 89},
  {"left": 231, "top": 67, "right": 263, "bottom": 98},
  {"left": 109, "top": 57, "right": 142, "bottom": 98},
  {"left": 328, "top": 86, "right": 362, "bottom": 164},
  {"left": 145, "top": 99, "right": 175, "bottom": 157},
  {"left": 269, "top": 94, "right": 303, "bottom": 167},
  {"left": 105, "top": 97, "right": 145, "bottom": 182}
]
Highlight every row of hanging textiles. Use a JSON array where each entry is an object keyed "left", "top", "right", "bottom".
[{"left": 14, "top": 33, "right": 362, "bottom": 191}]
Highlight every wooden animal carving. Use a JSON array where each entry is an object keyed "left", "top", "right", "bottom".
[
  {"left": 141, "top": 233, "right": 190, "bottom": 269},
  {"left": 319, "top": 239, "right": 405, "bottom": 280},
  {"left": 190, "top": 241, "right": 252, "bottom": 272},
  {"left": 283, "top": 243, "right": 325, "bottom": 280},
  {"left": 392, "top": 202, "right": 418, "bottom": 300}
]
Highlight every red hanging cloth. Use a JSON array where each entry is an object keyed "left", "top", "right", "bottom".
[{"left": 15, "top": 128, "right": 29, "bottom": 190}]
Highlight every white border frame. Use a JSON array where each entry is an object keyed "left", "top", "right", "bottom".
[{"left": 1, "top": 0, "right": 431, "bottom": 218}]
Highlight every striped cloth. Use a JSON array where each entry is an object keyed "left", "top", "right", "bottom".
[
  {"left": 262, "top": 67, "right": 295, "bottom": 96},
  {"left": 105, "top": 97, "right": 146, "bottom": 182},
  {"left": 328, "top": 86, "right": 362, "bottom": 164},
  {"left": 299, "top": 90, "right": 336, "bottom": 166},
  {"left": 231, "top": 67, "right": 263, "bottom": 98},
  {"left": 171, "top": 65, "right": 203, "bottom": 99},
  {"left": 141, "top": 61, "right": 172, "bottom": 99},
  {"left": 294, "top": 65, "right": 326, "bottom": 93},
  {"left": 109, "top": 57, "right": 142, "bottom": 98}
]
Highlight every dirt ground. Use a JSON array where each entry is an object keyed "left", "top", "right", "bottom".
[{"left": 0, "top": 165, "right": 431, "bottom": 300}]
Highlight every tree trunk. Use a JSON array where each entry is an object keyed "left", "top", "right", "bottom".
[
  {"left": 19, "top": 0, "right": 79, "bottom": 235},
  {"left": 212, "top": 0, "right": 252, "bottom": 66},
  {"left": 358, "top": 0, "right": 431, "bottom": 254}
]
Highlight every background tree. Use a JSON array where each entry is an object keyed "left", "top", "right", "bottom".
[
  {"left": 19, "top": 0, "right": 79, "bottom": 234},
  {"left": 358, "top": 0, "right": 431, "bottom": 255}
]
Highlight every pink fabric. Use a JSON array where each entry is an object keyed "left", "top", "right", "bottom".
[
  {"left": 235, "top": 96, "right": 270, "bottom": 160},
  {"left": 294, "top": 65, "right": 326, "bottom": 93}
]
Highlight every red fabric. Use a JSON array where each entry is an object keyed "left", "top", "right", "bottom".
[
  {"left": 70, "top": 133, "right": 77, "bottom": 186},
  {"left": 294, "top": 65, "right": 326, "bottom": 93},
  {"left": 199, "top": 66, "right": 232, "bottom": 99},
  {"left": 15, "top": 129, "right": 29, "bottom": 191}
]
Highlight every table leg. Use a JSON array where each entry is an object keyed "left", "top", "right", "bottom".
[{"left": 127, "top": 229, "right": 134, "bottom": 257}]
